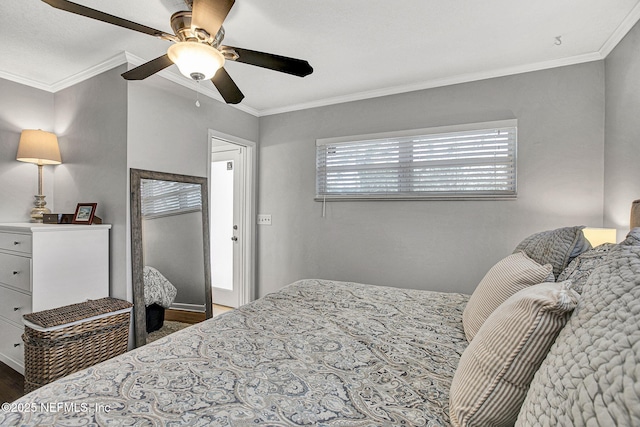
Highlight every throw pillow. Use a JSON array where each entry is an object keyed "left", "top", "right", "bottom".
[
  {"left": 556, "top": 243, "right": 614, "bottom": 294},
  {"left": 513, "top": 226, "right": 591, "bottom": 278},
  {"left": 450, "top": 281, "right": 579, "bottom": 427},
  {"left": 620, "top": 227, "right": 640, "bottom": 246},
  {"left": 516, "top": 242, "right": 640, "bottom": 426},
  {"left": 463, "top": 251, "right": 553, "bottom": 342},
  {"left": 143, "top": 266, "right": 177, "bottom": 308}
]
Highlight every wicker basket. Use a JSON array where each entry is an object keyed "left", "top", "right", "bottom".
[{"left": 22, "top": 297, "right": 133, "bottom": 393}]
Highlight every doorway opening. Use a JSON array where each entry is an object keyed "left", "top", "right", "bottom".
[{"left": 208, "top": 130, "right": 256, "bottom": 309}]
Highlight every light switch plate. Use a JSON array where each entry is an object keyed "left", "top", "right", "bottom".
[{"left": 257, "top": 214, "right": 272, "bottom": 225}]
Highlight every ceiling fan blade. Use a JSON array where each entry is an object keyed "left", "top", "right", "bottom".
[
  {"left": 41, "top": 0, "right": 173, "bottom": 39},
  {"left": 122, "top": 54, "right": 174, "bottom": 80},
  {"left": 192, "top": 0, "right": 234, "bottom": 39},
  {"left": 211, "top": 67, "right": 244, "bottom": 104},
  {"left": 223, "top": 46, "right": 313, "bottom": 77}
]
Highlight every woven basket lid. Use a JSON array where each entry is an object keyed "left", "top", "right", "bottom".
[{"left": 23, "top": 297, "right": 133, "bottom": 328}]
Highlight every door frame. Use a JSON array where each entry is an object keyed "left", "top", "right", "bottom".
[{"left": 207, "top": 129, "right": 256, "bottom": 305}]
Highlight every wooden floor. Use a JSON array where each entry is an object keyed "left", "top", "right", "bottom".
[
  {"left": 165, "top": 308, "right": 206, "bottom": 324},
  {"left": 0, "top": 361, "right": 24, "bottom": 404},
  {"left": 165, "top": 304, "right": 233, "bottom": 324},
  {"left": 213, "top": 304, "right": 234, "bottom": 317}
]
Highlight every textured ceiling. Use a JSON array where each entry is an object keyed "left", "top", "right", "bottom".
[{"left": 1, "top": 0, "right": 639, "bottom": 116}]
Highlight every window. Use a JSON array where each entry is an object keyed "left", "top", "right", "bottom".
[
  {"left": 316, "top": 120, "right": 517, "bottom": 200},
  {"left": 141, "top": 179, "right": 202, "bottom": 218}
]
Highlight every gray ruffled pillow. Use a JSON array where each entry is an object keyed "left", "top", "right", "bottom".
[
  {"left": 513, "top": 226, "right": 591, "bottom": 278},
  {"left": 620, "top": 227, "right": 640, "bottom": 246},
  {"left": 556, "top": 243, "right": 614, "bottom": 294}
]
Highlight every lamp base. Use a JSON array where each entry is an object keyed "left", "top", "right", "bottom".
[{"left": 30, "top": 195, "right": 51, "bottom": 223}]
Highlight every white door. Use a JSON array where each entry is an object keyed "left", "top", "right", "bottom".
[{"left": 210, "top": 147, "right": 243, "bottom": 308}]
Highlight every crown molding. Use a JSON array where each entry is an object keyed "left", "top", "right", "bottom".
[
  {"left": 0, "top": 51, "right": 259, "bottom": 117},
  {"left": 259, "top": 51, "right": 604, "bottom": 116},
  {"left": 599, "top": 1, "right": 640, "bottom": 57},
  {"left": 50, "top": 52, "right": 129, "bottom": 92},
  {"left": 0, "top": 70, "right": 53, "bottom": 92},
  {"left": 0, "top": 52, "right": 131, "bottom": 93},
  {"left": 2, "top": 6, "right": 637, "bottom": 120},
  {"left": 0, "top": 48, "right": 613, "bottom": 119},
  {"left": 259, "top": 10, "right": 640, "bottom": 117}
]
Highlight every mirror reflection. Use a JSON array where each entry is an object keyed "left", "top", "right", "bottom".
[{"left": 130, "top": 169, "right": 212, "bottom": 347}]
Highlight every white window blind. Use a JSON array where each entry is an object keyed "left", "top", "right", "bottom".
[
  {"left": 316, "top": 121, "right": 517, "bottom": 200},
  {"left": 141, "top": 179, "right": 202, "bottom": 218}
]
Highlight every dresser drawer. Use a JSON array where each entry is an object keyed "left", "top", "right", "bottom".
[
  {"left": 0, "top": 320, "right": 24, "bottom": 367},
  {"left": 0, "top": 232, "right": 32, "bottom": 254},
  {"left": 0, "top": 252, "right": 31, "bottom": 292},
  {"left": 0, "top": 286, "right": 31, "bottom": 326}
]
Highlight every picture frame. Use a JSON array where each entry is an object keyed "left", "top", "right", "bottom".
[{"left": 72, "top": 203, "right": 98, "bottom": 224}]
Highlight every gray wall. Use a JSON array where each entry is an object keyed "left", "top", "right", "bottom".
[
  {"left": 126, "top": 75, "right": 259, "bottom": 304},
  {"left": 604, "top": 20, "right": 640, "bottom": 237},
  {"left": 0, "top": 80, "right": 55, "bottom": 222},
  {"left": 2, "top": 47, "right": 635, "bottom": 303},
  {"left": 127, "top": 77, "right": 258, "bottom": 176},
  {"left": 53, "top": 66, "right": 129, "bottom": 299},
  {"left": 257, "top": 62, "right": 605, "bottom": 297},
  {"left": 0, "top": 65, "right": 259, "bottom": 304},
  {"left": 143, "top": 212, "right": 205, "bottom": 306}
]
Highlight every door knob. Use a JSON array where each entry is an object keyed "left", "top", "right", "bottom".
[{"left": 231, "top": 236, "right": 238, "bottom": 241}]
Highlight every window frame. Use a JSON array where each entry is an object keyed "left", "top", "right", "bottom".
[{"left": 315, "top": 119, "right": 517, "bottom": 201}]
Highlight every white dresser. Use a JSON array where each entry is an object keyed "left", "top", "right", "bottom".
[{"left": 0, "top": 223, "right": 111, "bottom": 374}]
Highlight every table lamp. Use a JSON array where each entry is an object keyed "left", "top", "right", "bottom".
[
  {"left": 16, "top": 130, "right": 62, "bottom": 222},
  {"left": 582, "top": 227, "right": 617, "bottom": 247},
  {"left": 631, "top": 200, "right": 640, "bottom": 229}
]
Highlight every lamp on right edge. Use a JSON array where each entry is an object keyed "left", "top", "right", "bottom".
[
  {"left": 582, "top": 227, "right": 617, "bottom": 247},
  {"left": 631, "top": 199, "right": 640, "bottom": 229}
]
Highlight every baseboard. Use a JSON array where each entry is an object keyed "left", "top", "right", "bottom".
[
  {"left": 169, "top": 303, "right": 205, "bottom": 313},
  {"left": 0, "top": 353, "right": 23, "bottom": 376}
]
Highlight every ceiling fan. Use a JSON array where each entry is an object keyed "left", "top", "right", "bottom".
[{"left": 41, "top": 0, "right": 314, "bottom": 104}]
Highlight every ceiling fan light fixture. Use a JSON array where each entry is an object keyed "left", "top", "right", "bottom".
[{"left": 167, "top": 41, "right": 225, "bottom": 81}]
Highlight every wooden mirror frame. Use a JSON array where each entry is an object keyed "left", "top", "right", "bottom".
[{"left": 130, "top": 168, "right": 212, "bottom": 347}]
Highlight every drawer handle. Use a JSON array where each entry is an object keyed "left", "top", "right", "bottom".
[
  {"left": 12, "top": 271, "right": 19, "bottom": 275},
  {"left": 13, "top": 241, "right": 20, "bottom": 246},
  {"left": 13, "top": 343, "right": 20, "bottom": 348},
  {"left": 13, "top": 307, "right": 21, "bottom": 311}
]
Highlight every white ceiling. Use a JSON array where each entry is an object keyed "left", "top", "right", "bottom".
[{"left": 1, "top": 0, "right": 639, "bottom": 116}]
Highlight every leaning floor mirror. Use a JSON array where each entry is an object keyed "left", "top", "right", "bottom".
[{"left": 130, "top": 168, "right": 212, "bottom": 347}]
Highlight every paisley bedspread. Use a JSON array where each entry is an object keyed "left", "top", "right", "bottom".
[{"left": 0, "top": 279, "right": 469, "bottom": 426}]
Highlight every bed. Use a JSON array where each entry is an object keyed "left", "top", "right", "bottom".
[
  {"left": 0, "top": 279, "right": 469, "bottom": 426},
  {"left": 2, "top": 226, "right": 640, "bottom": 426}
]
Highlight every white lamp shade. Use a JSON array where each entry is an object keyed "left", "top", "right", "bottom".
[
  {"left": 582, "top": 227, "right": 617, "bottom": 247},
  {"left": 167, "top": 42, "right": 225, "bottom": 81},
  {"left": 16, "top": 130, "right": 61, "bottom": 165}
]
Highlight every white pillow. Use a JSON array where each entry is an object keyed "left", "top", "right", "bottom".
[
  {"left": 462, "top": 251, "right": 553, "bottom": 342},
  {"left": 450, "top": 281, "right": 579, "bottom": 427}
]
